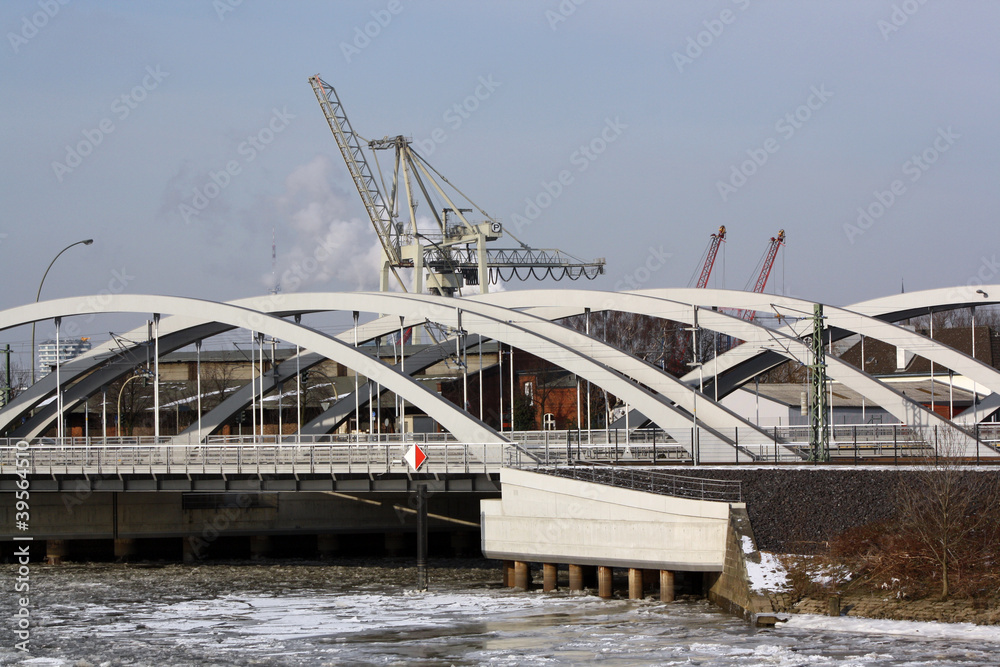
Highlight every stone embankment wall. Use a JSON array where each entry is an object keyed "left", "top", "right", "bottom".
[
  {"left": 707, "top": 507, "right": 776, "bottom": 625},
  {"left": 666, "top": 468, "right": 999, "bottom": 553}
]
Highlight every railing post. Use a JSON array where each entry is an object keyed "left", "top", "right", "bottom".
[
  {"left": 976, "top": 423, "right": 981, "bottom": 465},
  {"left": 893, "top": 424, "right": 898, "bottom": 466},
  {"left": 734, "top": 427, "right": 738, "bottom": 465},
  {"left": 853, "top": 425, "right": 857, "bottom": 465},
  {"left": 773, "top": 426, "right": 778, "bottom": 464}
]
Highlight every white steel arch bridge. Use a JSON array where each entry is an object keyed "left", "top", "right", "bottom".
[{"left": 2, "top": 286, "right": 999, "bottom": 470}]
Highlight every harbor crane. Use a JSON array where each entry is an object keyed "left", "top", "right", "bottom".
[
  {"left": 693, "top": 225, "right": 726, "bottom": 289},
  {"left": 308, "top": 74, "right": 605, "bottom": 297},
  {"left": 734, "top": 229, "right": 785, "bottom": 322}
]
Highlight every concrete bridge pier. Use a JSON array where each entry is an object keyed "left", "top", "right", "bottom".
[
  {"left": 628, "top": 568, "right": 643, "bottom": 599},
  {"left": 182, "top": 536, "right": 198, "bottom": 563},
  {"left": 450, "top": 532, "right": 473, "bottom": 557},
  {"left": 513, "top": 560, "right": 531, "bottom": 590},
  {"left": 598, "top": 566, "right": 613, "bottom": 599},
  {"left": 45, "top": 539, "right": 67, "bottom": 565},
  {"left": 384, "top": 532, "right": 405, "bottom": 556},
  {"left": 568, "top": 564, "right": 584, "bottom": 591},
  {"left": 543, "top": 563, "right": 558, "bottom": 592},
  {"left": 502, "top": 560, "right": 515, "bottom": 587},
  {"left": 114, "top": 538, "right": 137, "bottom": 562},
  {"left": 250, "top": 535, "right": 272, "bottom": 560},
  {"left": 660, "top": 570, "right": 675, "bottom": 602},
  {"left": 317, "top": 534, "right": 340, "bottom": 559}
]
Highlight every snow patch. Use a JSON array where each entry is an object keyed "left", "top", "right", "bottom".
[
  {"left": 780, "top": 613, "right": 1000, "bottom": 642},
  {"left": 746, "top": 551, "right": 790, "bottom": 592}
]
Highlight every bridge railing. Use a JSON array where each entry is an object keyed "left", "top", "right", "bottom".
[
  {"left": 2, "top": 421, "right": 997, "bottom": 473},
  {"left": 520, "top": 464, "right": 743, "bottom": 503},
  {"left": 0, "top": 441, "right": 509, "bottom": 476}
]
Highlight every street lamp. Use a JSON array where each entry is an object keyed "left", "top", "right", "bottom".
[
  {"left": 31, "top": 239, "right": 95, "bottom": 385},
  {"left": 117, "top": 369, "right": 152, "bottom": 438}
]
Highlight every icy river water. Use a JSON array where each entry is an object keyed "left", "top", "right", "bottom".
[{"left": 3, "top": 560, "right": 1000, "bottom": 666}]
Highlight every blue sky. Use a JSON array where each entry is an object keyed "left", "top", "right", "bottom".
[{"left": 2, "top": 0, "right": 998, "bottom": 356}]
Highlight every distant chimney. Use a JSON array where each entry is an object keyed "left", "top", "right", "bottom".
[{"left": 897, "top": 325, "right": 916, "bottom": 370}]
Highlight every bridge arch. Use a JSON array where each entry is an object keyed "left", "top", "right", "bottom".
[{"left": 0, "top": 295, "right": 502, "bottom": 443}]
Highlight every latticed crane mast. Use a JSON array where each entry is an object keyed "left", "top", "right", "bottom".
[
  {"left": 695, "top": 225, "right": 726, "bottom": 289},
  {"left": 734, "top": 229, "right": 785, "bottom": 322},
  {"left": 309, "top": 74, "right": 605, "bottom": 296}
]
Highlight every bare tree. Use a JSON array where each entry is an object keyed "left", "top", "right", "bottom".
[
  {"left": 202, "top": 362, "right": 241, "bottom": 411},
  {"left": 107, "top": 372, "right": 154, "bottom": 436},
  {"left": 895, "top": 432, "right": 1000, "bottom": 599},
  {"left": 561, "top": 311, "right": 689, "bottom": 376},
  {"left": 0, "top": 361, "right": 30, "bottom": 404}
]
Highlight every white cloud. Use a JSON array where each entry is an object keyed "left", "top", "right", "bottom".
[{"left": 263, "top": 156, "right": 384, "bottom": 293}]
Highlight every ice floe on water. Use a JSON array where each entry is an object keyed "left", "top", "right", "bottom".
[{"left": 2, "top": 561, "right": 999, "bottom": 666}]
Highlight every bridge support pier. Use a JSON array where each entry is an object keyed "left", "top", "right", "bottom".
[
  {"left": 568, "top": 564, "right": 584, "bottom": 591},
  {"left": 250, "top": 535, "right": 272, "bottom": 560},
  {"left": 543, "top": 563, "right": 557, "bottom": 592},
  {"left": 45, "top": 539, "right": 67, "bottom": 565},
  {"left": 114, "top": 538, "right": 137, "bottom": 562},
  {"left": 317, "top": 534, "right": 340, "bottom": 559},
  {"left": 502, "top": 560, "right": 515, "bottom": 587},
  {"left": 513, "top": 560, "right": 530, "bottom": 590},
  {"left": 598, "top": 565, "right": 613, "bottom": 599},
  {"left": 660, "top": 569, "right": 675, "bottom": 602},
  {"left": 384, "top": 532, "right": 405, "bottom": 557},
  {"left": 182, "top": 536, "right": 198, "bottom": 563},
  {"left": 450, "top": 531, "right": 472, "bottom": 557},
  {"left": 628, "top": 568, "right": 643, "bottom": 599}
]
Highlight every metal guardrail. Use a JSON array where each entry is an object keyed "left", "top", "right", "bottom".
[
  {"left": 524, "top": 464, "right": 742, "bottom": 503},
  {"left": 2, "top": 421, "right": 998, "bottom": 476},
  {"left": 0, "top": 442, "right": 507, "bottom": 477}
]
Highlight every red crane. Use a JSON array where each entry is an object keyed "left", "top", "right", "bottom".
[
  {"left": 695, "top": 225, "right": 726, "bottom": 289},
  {"left": 735, "top": 229, "right": 785, "bottom": 321}
]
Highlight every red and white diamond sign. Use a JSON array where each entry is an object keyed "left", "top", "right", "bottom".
[{"left": 404, "top": 444, "right": 427, "bottom": 470}]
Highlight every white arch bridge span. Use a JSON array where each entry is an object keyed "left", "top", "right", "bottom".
[{"left": 1, "top": 287, "right": 999, "bottom": 482}]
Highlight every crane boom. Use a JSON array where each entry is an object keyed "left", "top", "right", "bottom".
[
  {"left": 695, "top": 225, "right": 726, "bottom": 289},
  {"left": 309, "top": 73, "right": 605, "bottom": 297},
  {"left": 736, "top": 229, "right": 785, "bottom": 321},
  {"left": 308, "top": 75, "right": 402, "bottom": 271}
]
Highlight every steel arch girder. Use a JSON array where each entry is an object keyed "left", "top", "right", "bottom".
[
  {"left": 0, "top": 295, "right": 502, "bottom": 443},
  {"left": 473, "top": 289, "right": 990, "bottom": 456},
  {"left": 228, "top": 293, "right": 758, "bottom": 457},
  {"left": 253, "top": 292, "right": 790, "bottom": 454}
]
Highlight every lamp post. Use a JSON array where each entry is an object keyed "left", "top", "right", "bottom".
[
  {"left": 117, "top": 370, "right": 151, "bottom": 438},
  {"left": 31, "top": 239, "right": 94, "bottom": 385}
]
